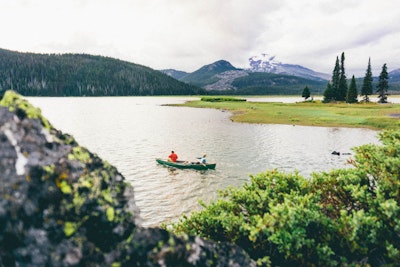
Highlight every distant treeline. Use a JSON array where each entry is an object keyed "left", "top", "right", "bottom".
[
  {"left": 231, "top": 72, "right": 326, "bottom": 95},
  {"left": 0, "top": 48, "right": 205, "bottom": 96}
]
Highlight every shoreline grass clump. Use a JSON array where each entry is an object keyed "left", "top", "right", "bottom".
[{"left": 200, "top": 96, "right": 247, "bottom": 102}]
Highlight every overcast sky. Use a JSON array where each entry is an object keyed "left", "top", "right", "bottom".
[{"left": 1, "top": 0, "right": 399, "bottom": 77}]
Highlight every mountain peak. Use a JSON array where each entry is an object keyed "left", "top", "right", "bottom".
[
  {"left": 200, "top": 60, "right": 237, "bottom": 72},
  {"left": 248, "top": 53, "right": 280, "bottom": 72},
  {"left": 179, "top": 60, "right": 239, "bottom": 88},
  {"left": 160, "top": 69, "right": 189, "bottom": 80}
]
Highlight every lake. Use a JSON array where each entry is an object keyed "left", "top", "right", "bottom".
[{"left": 27, "top": 97, "right": 380, "bottom": 227}]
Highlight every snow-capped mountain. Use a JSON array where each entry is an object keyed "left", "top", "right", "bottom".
[
  {"left": 248, "top": 53, "right": 330, "bottom": 81},
  {"left": 160, "top": 57, "right": 329, "bottom": 93}
]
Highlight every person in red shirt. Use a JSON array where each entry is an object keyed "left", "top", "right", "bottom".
[{"left": 168, "top": 150, "right": 178, "bottom": 162}]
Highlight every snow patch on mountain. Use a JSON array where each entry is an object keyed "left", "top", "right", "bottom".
[
  {"left": 248, "top": 53, "right": 329, "bottom": 81},
  {"left": 248, "top": 53, "right": 281, "bottom": 72}
]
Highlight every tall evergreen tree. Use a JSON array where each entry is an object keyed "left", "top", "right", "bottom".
[
  {"left": 331, "top": 56, "right": 340, "bottom": 101},
  {"left": 346, "top": 75, "right": 358, "bottom": 103},
  {"left": 302, "top": 86, "right": 311, "bottom": 100},
  {"left": 361, "top": 58, "right": 373, "bottom": 102},
  {"left": 376, "top": 63, "right": 389, "bottom": 103},
  {"left": 338, "top": 52, "right": 348, "bottom": 101}
]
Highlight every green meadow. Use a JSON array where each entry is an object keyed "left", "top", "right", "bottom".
[{"left": 176, "top": 97, "right": 400, "bottom": 130}]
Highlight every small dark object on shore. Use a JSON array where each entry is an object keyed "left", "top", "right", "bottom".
[{"left": 332, "top": 151, "right": 351, "bottom": 156}]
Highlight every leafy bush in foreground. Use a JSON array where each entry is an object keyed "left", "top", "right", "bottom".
[{"left": 169, "top": 130, "right": 400, "bottom": 266}]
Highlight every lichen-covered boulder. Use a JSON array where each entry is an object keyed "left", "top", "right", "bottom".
[{"left": 0, "top": 91, "right": 255, "bottom": 267}]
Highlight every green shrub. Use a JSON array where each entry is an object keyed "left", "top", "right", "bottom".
[
  {"left": 169, "top": 130, "right": 400, "bottom": 266},
  {"left": 200, "top": 96, "right": 247, "bottom": 102}
]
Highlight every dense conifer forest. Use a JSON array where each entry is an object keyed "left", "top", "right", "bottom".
[{"left": 0, "top": 48, "right": 205, "bottom": 96}]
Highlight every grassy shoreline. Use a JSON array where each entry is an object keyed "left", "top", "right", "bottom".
[{"left": 174, "top": 98, "right": 400, "bottom": 130}]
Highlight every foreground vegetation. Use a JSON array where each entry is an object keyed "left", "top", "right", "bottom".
[
  {"left": 177, "top": 98, "right": 400, "bottom": 130},
  {"left": 168, "top": 130, "right": 400, "bottom": 266}
]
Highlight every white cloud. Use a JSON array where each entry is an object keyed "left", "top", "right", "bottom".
[{"left": 0, "top": 0, "right": 399, "bottom": 76}]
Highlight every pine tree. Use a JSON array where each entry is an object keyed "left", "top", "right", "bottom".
[
  {"left": 361, "top": 58, "right": 373, "bottom": 102},
  {"left": 302, "top": 86, "right": 311, "bottom": 100},
  {"left": 324, "top": 53, "right": 347, "bottom": 103},
  {"left": 331, "top": 56, "right": 340, "bottom": 101},
  {"left": 338, "top": 52, "right": 348, "bottom": 101},
  {"left": 346, "top": 75, "right": 358, "bottom": 103},
  {"left": 323, "top": 82, "right": 335, "bottom": 103},
  {"left": 376, "top": 63, "right": 389, "bottom": 103}
]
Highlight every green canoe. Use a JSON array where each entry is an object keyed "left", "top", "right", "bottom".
[{"left": 156, "top": 158, "right": 216, "bottom": 170}]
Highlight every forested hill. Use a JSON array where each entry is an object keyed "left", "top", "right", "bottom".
[{"left": 0, "top": 48, "right": 205, "bottom": 96}]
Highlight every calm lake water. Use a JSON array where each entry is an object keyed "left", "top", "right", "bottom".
[{"left": 27, "top": 97, "right": 380, "bottom": 227}]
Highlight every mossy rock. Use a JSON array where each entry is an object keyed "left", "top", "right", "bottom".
[{"left": 0, "top": 90, "right": 52, "bottom": 130}]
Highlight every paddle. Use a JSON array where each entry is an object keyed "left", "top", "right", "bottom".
[{"left": 196, "top": 156, "right": 207, "bottom": 167}]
